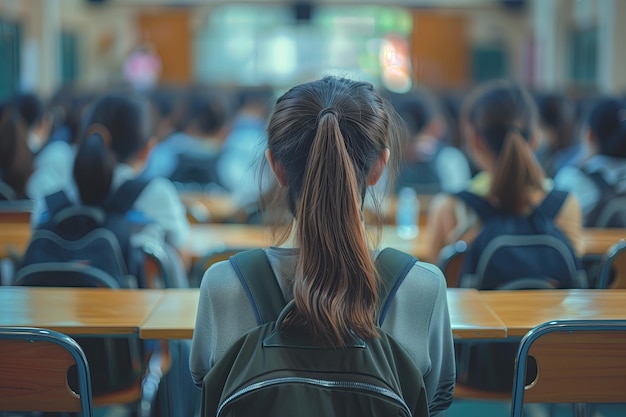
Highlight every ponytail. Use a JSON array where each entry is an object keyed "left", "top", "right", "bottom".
[
  {"left": 490, "top": 129, "right": 544, "bottom": 215},
  {"left": 73, "top": 133, "right": 115, "bottom": 205},
  {"left": 286, "top": 109, "right": 379, "bottom": 347}
]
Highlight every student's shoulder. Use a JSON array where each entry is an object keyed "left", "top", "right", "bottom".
[
  {"left": 200, "top": 259, "right": 244, "bottom": 296},
  {"left": 398, "top": 256, "right": 447, "bottom": 295}
]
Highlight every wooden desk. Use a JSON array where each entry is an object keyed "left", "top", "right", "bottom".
[
  {"left": 480, "top": 289, "right": 626, "bottom": 337},
  {"left": 184, "top": 225, "right": 625, "bottom": 264},
  {"left": 582, "top": 228, "right": 625, "bottom": 257},
  {"left": 0, "top": 223, "right": 31, "bottom": 258},
  {"left": 139, "top": 288, "right": 199, "bottom": 339},
  {"left": 0, "top": 287, "right": 163, "bottom": 336},
  {"left": 138, "top": 288, "right": 506, "bottom": 340},
  {"left": 447, "top": 288, "right": 507, "bottom": 339},
  {"left": 179, "top": 193, "right": 241, "bottom": 223}
]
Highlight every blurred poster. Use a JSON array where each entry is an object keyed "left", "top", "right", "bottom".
[{"left": 123, "top": 43, "right": 162, "bottom": 91}]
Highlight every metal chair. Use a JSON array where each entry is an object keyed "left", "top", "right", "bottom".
[
  {"left": 511, "top": 319, "right": 626, "bottom": 417},
  {"left": 437, "top": 240, "right": 468, "bottom": 288},
  {"left": 0, "top": 327, "right": 93, "bottom": 416},
  {"left": 597, "top": 240, "right": 626, "bottom": 289},
  {"left": 14, "top": 269, "right": 168, "bottom": 417}
]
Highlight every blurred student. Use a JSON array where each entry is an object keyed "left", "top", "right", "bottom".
[
  {"left": 140, "top": 88, "right": 230, "bottom": 186},
  {"left": 10, "top": 92, "right": 50, "bottom": 153},
  {"left": 0, "top": 105, "right": 35, "bottom": 200},
  {"left": 190, "top": 76, "right": 455, "bottom": 416},
  {"left": 535, "top": 92, "right": 583, "bottom": 177},
  {"left": 427, "top": 80, "right": 585, "bottom": 264},
  {"left": 426, "top": 79, "right": 586, "bottom": 394},
  {"left": 216, "top": 88, "right": 274, "bottom": 211},
  {"left": 0, "top": 102, "right": 71, "bottom": 202},
  {"left": 33, "top": 93, "right": 189, "bottom": 251},
  {"left": 554, "top": 97, "right": 626, "bottom": 227},
  {"left": 390, "top": 88, "right": 471, "bottom": 194}
]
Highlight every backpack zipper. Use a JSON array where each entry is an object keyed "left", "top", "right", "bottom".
[{"left": 217, "top": 376, "right": 412, "bottom": 416}]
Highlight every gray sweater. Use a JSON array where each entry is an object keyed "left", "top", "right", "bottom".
[{"left": 189, "top": 247, "right": 456, "bottom": 415}]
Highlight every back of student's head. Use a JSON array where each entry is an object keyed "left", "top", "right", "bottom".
[
  {"left": 10, "top": 93, "right": 44, "bottom": 129},
  {"left": 536, "top": 92, "right": 577, "bottom": 150},
  {"left": 388, "top": 88, "right": 436, "bottom": 138},
  {"left": 178, "top": 88, "right": 229, "bottom": 136},
  {"left": 73, "top": 93, "right": 153, "bottom": 205},
  {"left": 587, "top": 97, "right": 626, "bottom": 158},
  {"left": 266, "top": 76, "right": 402, "bottom": 347},
  {"left": 0, "top": 104, "right": 34, "bottom": 198},
  {"left": 463, "top": 79, "right": 544, "bottom": 214}
]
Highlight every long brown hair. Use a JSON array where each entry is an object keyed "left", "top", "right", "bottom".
[
  {"left": 463, "top": 80, "right": 544, "bottom": 215},
  {"left": 265, "top": 76, "right": 403, "bottom": 347}
]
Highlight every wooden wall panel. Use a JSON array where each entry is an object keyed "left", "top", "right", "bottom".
[
  {"left": 136, "top": 9, "right": 191, "bottom": 84},
  {"left": 410, "top": 11, "right": 469, "bottom": 89}
]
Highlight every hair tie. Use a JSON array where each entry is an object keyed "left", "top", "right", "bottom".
[
  {"left": 85, "top": 123, "right": 112, "bottom": 147},
  {"left": 318, "top": 107, "right": 339, "bottom": 122}
]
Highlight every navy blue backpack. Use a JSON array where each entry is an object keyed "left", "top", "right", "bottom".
[
  {"left": 16, "top": 179, "right": 150, "bottom": 288},
  {"left": 456, "top": 189, "right": 587, "bottom": 290},
  {"left": 582, "top": 169, "right": 626, "bottom": 228}
]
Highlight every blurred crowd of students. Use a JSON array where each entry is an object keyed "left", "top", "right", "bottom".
[{"left": 1, "top": 79, "right": 625, "bottom": 254}]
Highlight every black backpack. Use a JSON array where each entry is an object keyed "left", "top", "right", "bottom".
[
  {"left": 201, "top": 248, "right": 429, "bottom": 417},
  {"left": 16, "top": 179, "right": 150, "bottom": 288},
  {"left": 456, "top": 189, "right": 587, "bottom": 290},
  {"left": 582, "top": 169, "right": 626, "bottom": 228}
]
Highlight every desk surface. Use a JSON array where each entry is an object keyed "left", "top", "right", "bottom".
[
  {"left": 0, "top": 287, "right": 163, "bottom": 336},
  {"left": 480, "top": 289, "right": 626, "bottom": 337},
  {"left": 138, "top": 288, "right": 506, "bottom": 340}
]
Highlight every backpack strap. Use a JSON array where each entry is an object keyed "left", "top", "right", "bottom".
[
  {"left": 582, "top": 168, "right": 613, "bottom": 193},
  {"left": 44, "top": 190, "right": 73, "bottom": 218},
  {"left": 229, "top": 247, "right": 417, "bottom": 327},
  {"left": 104, "top": 179, "right": 150, "bottom": 213},
  {"left": 375, "top": 248, "right": 418, "bottom": 326},
  {"left": 455, "top": 191, "right": 497, "bottom": 221},
  {"left": 230, "top": 249, "right": 285, "bottom": 326},
  {"left": 536, "top": 189, "right": 569, "bottom": 219}
]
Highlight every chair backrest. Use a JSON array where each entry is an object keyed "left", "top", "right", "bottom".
[
  {"left": 437, "top": 240, "right": 468, "bottom": 288},
  {"left": 597, "top": 240, "right": 626, "bottom": 289},
  {"left": 188, "top": 246, "right": 255, "bottom": 288},
  {"left": 0, "top": 327, "right": 93, "bottom": 416},
  {"left": 511, "top": 320, "right": 626, "bottom": 417},
  {"left": 15, "top": 272, "right": 144, "bottom": 397}
]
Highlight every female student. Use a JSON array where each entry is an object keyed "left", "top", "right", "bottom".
[
  {"left": 32, "top": 93, "right": 189, "bottom": 254},
  {"left": 426, "top": 79, "right": 586, "bottom": 393},
  {"left": 190, "top": 76, "right": 455, "bottom": 416},
  {"left": 426, "top": 79, "right": 585, "bottom": 263}
]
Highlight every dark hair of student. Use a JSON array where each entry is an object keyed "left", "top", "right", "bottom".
[
  {"left": 536, "top": 93, "right": 577, "bottom": 151},
  {"left": 587, "top": 97, "right": 626, "bottom": 158},
  {"left": 11, "top": 93, "right": 44, "bottom": 129},
  {"left": 0, "top": 105, "right": 34, "bottom": 198},
  {"left": 178, "top": 88, "right": 230, "bottom": 135},
  {"left": 265, "top": 76, "right": 405, "bottom": 348},
  {"left": 73, "top": 93, "right": 153, "bottom": 205},
  {"left": 463, "top": 79, "right": 544, "bottom": 215},
  {"left": 388, "top": 89, "right": 436, "bottom": 138}
]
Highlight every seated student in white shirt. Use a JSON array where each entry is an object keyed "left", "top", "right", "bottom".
[{"left": 32, "top": 93, "right": 189, "bottom": 252}]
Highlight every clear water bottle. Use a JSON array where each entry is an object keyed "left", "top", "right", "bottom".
[{"left": 396, "top": 187, "right": 419, "bottom": 239}]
